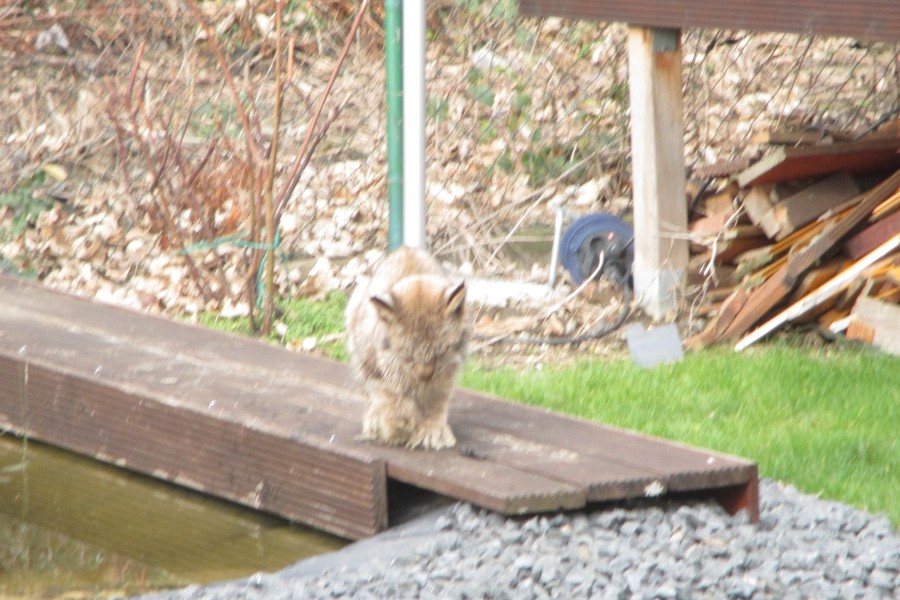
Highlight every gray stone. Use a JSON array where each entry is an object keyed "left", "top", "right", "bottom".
[
  {"left": 513, "top": 554, "right": 537, "bottom": 578},
  {"left": 137, "top": 478, "right": 900, "bottom": 600},
  {"left": 534, "top": 554, "right": 560, "bottom": 585},
  {"left": 500, "top": 527, "right": 525, "bottom": 545},
  {"left": 596, "top": 583, "right": 629, "bottom": 600},
  {"left": 594, "top": 508, "right": 628, "bottom": 531},
  {"left": 620, "top": 520, "right": 643, "bottom": 536},
  {"left": 842, "top": 512, "right": 870, "bottom": 534},
  {"left": 868, "top": 568, "right": 896, "bottom": 591},
  {"left": 724, "top": 576, "right": 759, "bottom": 599}
]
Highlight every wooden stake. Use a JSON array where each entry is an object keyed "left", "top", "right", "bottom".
[{"left": 627, "top": 26, "right": 688, "bottom": 319}]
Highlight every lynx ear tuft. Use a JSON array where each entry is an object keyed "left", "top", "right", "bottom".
[
  {"left": 370, "top": 293, "right": 396, "bottom": 323},
  {"left": 444, "top": 281, "right": 466, "bottom": 318}
]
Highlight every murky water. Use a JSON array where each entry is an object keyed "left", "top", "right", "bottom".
[{"left": 0, "top": 434, "right": 345, "bottom": 598}]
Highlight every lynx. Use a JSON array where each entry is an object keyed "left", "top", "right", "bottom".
[{"left": 345, "top": 246, "right": 471, "bottom": 450}]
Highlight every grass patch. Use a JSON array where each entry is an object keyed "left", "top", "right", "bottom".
[
  {"left": 199, "top": 293, "right": 898, "bottom": 524},
  {"left": 197, "top": 291, "right": 348, "bottom": 360},
  {"left": 461, "top": 343, "right": 899, "bottom": 524}
]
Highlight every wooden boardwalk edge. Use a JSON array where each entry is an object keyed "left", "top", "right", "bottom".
[
  {"left": 0, "top": 275, "right": 759, "bottom": 539},
  {"left": 0, "top": 354, "right": 388, "bottom": 540}
]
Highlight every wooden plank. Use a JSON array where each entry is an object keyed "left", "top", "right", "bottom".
[
  {"left": 715, "top": 231, "right": 770, "bottom": 264},
  {"left": 857, "top": 119, "right": 900, "bottom": 142},
  {"left": 518, "top": 0, "right": 900, "bottom": 42},
  {"left": 690, "top": 211, "right": 730, "bottom": 238},
  {"left": 736, "top": 138, "right": 900, "bottom": 187},
  {"left": 733, "top": 244, "right": 778, "bottom": 280},
  {"left": 0, "top": 354, "right": 388, "bottom": 540},
  {"left": 750, "top": 129, "right": 832, "bottom": 146},
  {"left": 0, "top": 294, "right": 586, "bottom": 521},
  {"left": 693, "top": 158, "right": 751, "bottom": 180},
  {"left": 771, "top": 172, "right": 861, "bottom": 240},
  {"left": 872, "top": 188, "right": 900, "bottom": 220},
  {"left": 688, "top": 253, "right": 737, "bottom": 287},
  {"left": 685, "top": 287, "right": 749, "bottom": 350},
  {"left": 846, "top": 209, "right": 900, "bottom": 259},
  {"left": 743, "top": 185, "right": 778, "bottom": 237},
  {"left": 734, "top": 204, "right": 857, "bottom": 281},
  {"left": 0, "top": 275, "right": 760, "bottom": 527},
  {"left": 696, "top": 183, "right": 739, "bottom": 216},
  {"left": 887, "top": 266, "right": 900, "bottom": 287},
  {"left": 846, "top": 319, "right": 876, "bottom": 344},
  {"left": 627, "top": 26, "right": 688, "bottom": 319},
  {"left": 788, "top": 259, "right": 847, "bottom": 302},
  {"left": 852, "top": 295, "right": 900, "bottom": 356},
  {"left": 451, "top": 392, "right": 756, "bottom": 501}
]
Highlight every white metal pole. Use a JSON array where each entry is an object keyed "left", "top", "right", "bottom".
[{"left": 402, "top": 0, "right": 426, "bottom": 249}]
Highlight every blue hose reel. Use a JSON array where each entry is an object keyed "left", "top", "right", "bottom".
[{"left": 559, "top": 213, "right": 634, "bottom": 287}]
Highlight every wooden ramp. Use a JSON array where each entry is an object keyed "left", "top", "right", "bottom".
[{"left": 0, "top": 275, "right": 758, "bottom": 540}]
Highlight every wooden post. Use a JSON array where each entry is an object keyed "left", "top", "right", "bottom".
[{"left": 627, "top": 27, "right": 688, "bottom": 319}]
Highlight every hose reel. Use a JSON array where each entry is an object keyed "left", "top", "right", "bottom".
[{"left": 559, "top": 213, "right": 634, "bottom": 288}]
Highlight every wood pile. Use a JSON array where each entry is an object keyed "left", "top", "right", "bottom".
[{"left": 686, "top": 122, "right": 900, "bottom": 355}]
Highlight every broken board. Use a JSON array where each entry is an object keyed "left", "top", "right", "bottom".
[{"left": 737, "top": 138, "right": 900, "bottom": 187}]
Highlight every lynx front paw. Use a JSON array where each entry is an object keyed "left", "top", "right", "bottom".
[
  {"left": 362, "top": 400, "right": 418, "bottom": 447},
  {"left": 407, "top": 422, "right": 456, "bottom": 450}
]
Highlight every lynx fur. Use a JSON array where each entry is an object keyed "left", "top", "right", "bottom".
[{"left": 345, "top": 247, "right": 471, "bottom": 450}]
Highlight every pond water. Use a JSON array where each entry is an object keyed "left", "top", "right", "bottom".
[{"left": 0, "top": 434, "right": 345, "bottom": 597}]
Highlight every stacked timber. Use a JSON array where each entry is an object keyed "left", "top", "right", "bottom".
[{"left": 686, "top": 122, "right": 900, "bottom": 354}]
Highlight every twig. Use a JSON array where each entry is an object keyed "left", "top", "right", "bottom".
[
  {"left": 186, "top": 0, "right": 263, "bottom": 177},
  {"left": 124, "top": 41, "right": 218, "bottom": 302},
  {"left": 434, "top": 153, "right": 596, "bottom": 260},
  {"left": 539, "top": 252, "right": 604, "bottom": 319},
  {"left": 485, "top": 187, "right": 555, "bottom": 266},
  {"left": 262, "top": 1, "right": 285, "bottom": 335},
  {"left": 186, "top": 0, "right": 266, "bottom": 319},
  {"left": 274, "top": 0, "right": 370, "bottom": 222},
  {"left": 284, "top": 104, "right": 345, "bottom": 226}
]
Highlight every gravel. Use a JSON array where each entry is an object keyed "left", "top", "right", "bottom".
[{"left": 139, "top": 479, "right": 898, "bottom": 599}]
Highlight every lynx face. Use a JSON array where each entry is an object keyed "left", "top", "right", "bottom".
[{"left": 371, "top": 275, "right": 469, "bottom": 387}]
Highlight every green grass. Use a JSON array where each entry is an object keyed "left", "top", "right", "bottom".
[
  {"left": 461, "top": 343, "right": 900, "bottom": 524},
  {"left": 200, "top": 293, "right": 899, "bottom": 524},
  {"left": 197, "top": 291, "right": 348, "bottom": 360}
]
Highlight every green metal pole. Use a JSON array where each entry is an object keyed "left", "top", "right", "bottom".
[{"left": 385, "top": 0, "right": 403, "bottom": 250}]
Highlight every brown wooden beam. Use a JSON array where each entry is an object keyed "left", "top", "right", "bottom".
[{"left": 518, "top": 1, "right": 900, "bottom": 42}]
